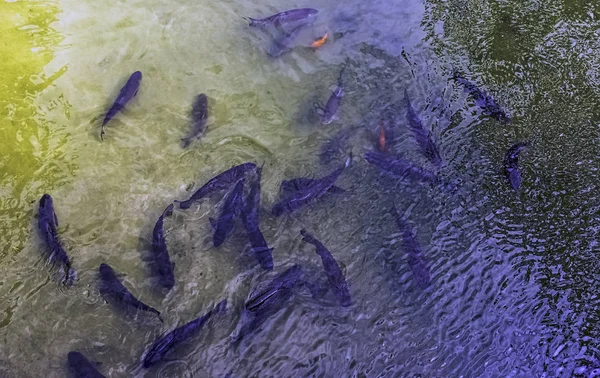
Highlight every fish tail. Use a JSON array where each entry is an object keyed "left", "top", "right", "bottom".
[
  {"left": 100, "top": 126, "right": 105, "bottom": 141},
  {"left": 63, "top": 263, "right": 76, "bottom": 286},
  {"left": 246, "top": 17, "right": 261, "bottom": 27}
]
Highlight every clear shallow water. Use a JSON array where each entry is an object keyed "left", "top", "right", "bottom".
[{"left": 2, "top": 0, "right": 600, "bottom": 377}]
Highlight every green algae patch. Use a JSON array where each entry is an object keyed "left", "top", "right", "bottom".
[{"left": 0, "top": 1, "right": 67, "bottom": 260}]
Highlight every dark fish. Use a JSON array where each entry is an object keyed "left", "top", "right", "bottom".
[
  {"left": 151, "top": 204, "right": 175, "bottom": 291},
  {"left": 404, "top": 89, "right": 442, "bottom": 166},
  {"left": 142, "top": 300, "right": 227, "bottom": 368},
  {"left": 235, "top": 265, "right": 303, "bottom": 343},
  {"left": 504, "top": 141, "right": 529, "bottom": 191},
  {"left": 319, "top": 126, "right": 353, "bottom": 164},
  {"left": 300, "top": 230, "right": 351, "bottom": 306},
  {"left": 101, "top": 71, "right": 142, "bottom": 140},
  {"left": 452, "top": 73, "right": 510, "bottom": 123},
  {"left": 67, "top": 351, "right": 105, "bottom": 378},
  {"left": 271, "top": 156, "right": 350, "bottom": 216},
  {"left": 240, "top": 166, "right": 274, "bottom": 270},
  {"left": 280, "top": 178, "right": 345, "bottom": 195},
  {"left": 267, "top": 26, "right": 303, "bottom": 57},
  {"left": 182, "top": 94, "right": 208, "bottom": 148},
  {"left": 364, "top": 151, "right": 436, "bottom": 184},
  {"left": 390, "top": 206, "right": 431, "bottom": 288},
  {"left": 213, "top": 179, "right": 245, "bottom": 247},
  {"left": 37, "top": 194, "right": 76, "bottom": 286},
  {"left": 314, "top": 67, "right": 344, "bottom": 125},
  {"left": 176, "top": 162, "right": 257, "bottom": 209},
  {"left": 246, "top": 8, "right": 319, "bottom": 32},
  {"left": 98, "top": 263, "right": 163, "bottom": 322}
]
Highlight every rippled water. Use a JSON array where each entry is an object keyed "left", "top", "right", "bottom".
[{"left": 2, "top": 0, "right": 600, "bottom": 376}]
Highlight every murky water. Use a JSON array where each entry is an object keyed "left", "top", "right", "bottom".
[{"left": 2, "top": 0, "right": 600, "bottom": 376}]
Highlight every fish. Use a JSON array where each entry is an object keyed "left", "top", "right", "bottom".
[
  {"left": 364, "top": 151, "right": 437, "bottom": 185},
  {"left": 452, "top": 72, "right": 510, "bottom": 123},
  {"left": 377, "top": 122, "right": 387, "bottom": 152},
  {"left": 267, "top": 26, "right": 303, "bottom": 57},
  {"left": 212, "top": 179, "right": 245, "bottom": 247},
  {"left": 67, "top": 351, "right": 105, "bottom": 378},
  {"left": 151, "top": 204, "right": 175, "bottom": 291},
  {"left": 300, "top": 230, "right": 351, "bottom": 306},
  {"left": 246, "top": 8, "right": 319, "bottom": 32},
  {"left": 390, "top": 205, "right": 431, "bottom": 288},
  {"left": 182, "top": 94, "right": 208, "bottom": 148},
  {"left": 404, "top": 89, "right": 442, "bottom": 166},
  {"left": 504, "top": 141, "right": 529, "bottom": 191},
  {"left": 235, "top": 265, "right": 304, "bottom": 343},
  {"left": 311, "top": 32, "right": 328, "bottom": 48},
  {"left": 314, "top": 67, "right": 345, "bottom": 125},
  {"left": 240, "top": 166, "right": 274, "bottom": 270},
  {"left": 98, "top": 263, "right": 163, "bottom": 322},
  {"left": 37, "top": 194, "right": 76, "bottom": 286},
  {"left": 280, "top": 178, "right": 345, "bottom": 195},
  {"left": 271, "top": 156, "right": 350, "bottom": 216},
  {"left": 176, "top": 162, "right": 257, "bottom": 209},
  {"left": 319, "top": 126, "right": 354, "bottom": 164},
  {"left": 101, "top": 71, "right": 142, "bottom": 140},
  {"left": 142, "top": 299, "right": 227, "bottom": 368}
]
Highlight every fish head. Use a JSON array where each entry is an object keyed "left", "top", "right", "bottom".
[
  {"left": 67, "top": 351, "right": 87, "bottom": 367},
  {"left": 98, "top": 263, "right": 116, "bottom": 279},
  {"left": 39, "top": 194, "right": 54, "bottom": 213}
]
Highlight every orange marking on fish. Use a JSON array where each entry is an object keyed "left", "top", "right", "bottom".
[
  {"left": 311, "top": 32, "right": 328, "bottom": 48},
  {"left": 378, "top": 123, "right": 387, "bottom": 152}
]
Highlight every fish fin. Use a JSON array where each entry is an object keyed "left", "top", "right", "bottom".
[
  {"left": 344, "top": 153, "right": 352, "bottom": 167},
  {"left": 215, "top": 299, "right": 228, "bottom": 312},
  {"left": 54, "top": 212, "right": 59, "bottom": 227},
  {"left": 313, "top": 103, "right": 325, "bottom": 116},
  {"left": 156, "top": 312, "right": 164, "bottom": 323},
  {"left": 100, "top": 127, "right": 105, "bottom": 141}
]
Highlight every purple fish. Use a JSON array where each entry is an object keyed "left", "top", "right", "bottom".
[
  {"left": 404, "top": 89, "right": 442, "bottom": 166},
  {"left": 176, "top": 162, "right": 256, "bottom": 209},
  {"left": 235, "top": 265, "right": 303, "bottom": 344},
  {"left": 240, "top": 166, "right": 274, "bottom": 270},
  {"left": 101, "top": 71, "right": 142, "bottom": 140},
  {"left": 151, "top": 204, "right": 175, "bottom": 291},
  {"left": 246, "top": 8, "right": 319, "bottom": 32},
  {"left": 280, "top": 178, "right": 345, "bottom": 195},
  {"left": 504, "top": 141, "right": 529, "bottom": 191},
  {"left": 67, "top": 351, "right": 105, "bottom": 378},
  {"left": 364, "top": 151, "right": 437, "bottom": 184},
  {"left": 212, "top": 179, "right": 245, "bottom": 247},
  {"left": 37, "top": 194, "right": 76, "bottom": 286},
  {"left": 271, "top": 156, "right": 350, "bottom": 216},
  {"left": 99, "top": 263, "right": 163, "bottom": 322},
  {"left": 452, "top": 72, "right": 510, "bottom": 123},
  {"left": 314, "top": 67, "right": 345, "bottom": 125},
  {"left": 390, "top": 206, "right": 431, "bottom": 289},
  {"left": 300, "top": 230, "right": 351, "bottom": 306},
  {"left": 142, "top": 300, "right": 227, "bottom": 368}
]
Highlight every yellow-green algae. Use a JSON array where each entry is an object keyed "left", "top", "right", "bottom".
[{"left": 0, "top": 0, "right": 68, "bottom": 260}]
